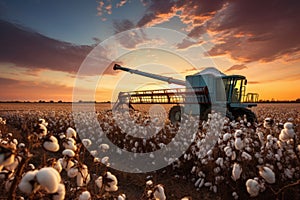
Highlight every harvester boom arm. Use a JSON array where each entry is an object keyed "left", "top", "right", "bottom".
[{"left": 113, "top": 64, "right": 186, "bottom": 86}]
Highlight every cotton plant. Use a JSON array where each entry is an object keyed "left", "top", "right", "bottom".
[{"left": 18, "top": 167, "right": 65, "bottom": 199}]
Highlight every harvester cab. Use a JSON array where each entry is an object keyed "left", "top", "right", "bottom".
[{"left": 113, "top": 64, "right": 257, "bottom": 123}]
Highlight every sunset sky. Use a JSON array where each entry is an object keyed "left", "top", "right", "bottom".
[{"left": 0, "top": 0, "right": 299, "bottom": 102}]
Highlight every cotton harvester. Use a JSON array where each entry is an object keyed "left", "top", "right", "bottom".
[{"left": 113, "top": 64, "right": 258, "bottom": 123}]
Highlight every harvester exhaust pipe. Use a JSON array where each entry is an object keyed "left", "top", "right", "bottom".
[{"left": 113, "top": 64, "right": 186, "bottom": 86}]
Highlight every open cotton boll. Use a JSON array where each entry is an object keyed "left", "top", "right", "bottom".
[
  {"left": 66, "top": 127, "right": 77, "bottom": 139},
  {"left": 99, "top": 143, "right": 110, "bottom": 152},
  {"left": 223, "top": 133, "right": 231, "bottom": 141},
  {"left": 52, "top": 183, "right": 65, "bottom": 200},
  {"left": 234, "top": 130, "right": 243, "bottom": 138},
  {"left": 95, "top": 176, "right": 103, "bottom": 189},
  {"left": 43, "top": 136, "right": 60, "bottom": 152},
  {"left": 67, "top": 167, "right": 79, "bottom": 178},
  {"left": 36, "top": 167, "right": 61, "bottom": 193},
  {"left": 76, "top": 165, "right": 90, "bottom": 187},
  {"left": 234, "top": 138, "right": 244, "bottom": 150},
  {"left": 117, "top": 194, "right": 126, "bottom": 200},
  {"left": 62, "top": 138, "right": 77, "bottom": 151},
  {"left": 82, "top": 139, "right": 92, "bottom": 148},
  {"left": 246, "top": 179, "right": 260, "bottom": 197},
  {"left": 18, "top": 170, "right": 39, "bottom": 194},
  {"left": 53, "top": 160, "right": 63, "bottom": 173},
  {"left": 62, "top": 149, "right": 75, "bottom": 158},
  {"left": 284, "top": 122, "right": 293, "bottom": 129},
  {"left": 34, "top": 124, "right": 48, "bottom": 139},
  {"left": 263, "top": 118, "right": 274, "bottom": 129},
  {"left": 232, "top": 163, "right": 242, "bottom": 181},
  {"left": 104, "top": 172, "right": 118, "bottom": 192},
  {"left": 279, "top": 130, "right": 290, "bottom": 142},
  {"left": 101, "top": 156, "right": 110, "bottom": 166},
  {"left": 241, "top": 152, "right": 252, "bottom": 160},
  {"left": 259, "top": 166, "right": 275, "bottom": 184},
  {"left": 59, "top": 158, "right": 75, "bottom": 171},
  {"left": 78, "top": 191, "right": 91, "bottom": 200},
  {"left": 38, "top": 118, "right": 48, "bottom": 127},
  {"left": 153, "top": 184, "right": 166, "bottom": 200},
  {"left": 285, "top": 128, "right": 295, "bottom": 138}
]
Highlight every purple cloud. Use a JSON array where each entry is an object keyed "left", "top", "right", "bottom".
[
  {"left": 136, "top": 0, "right": 300, "bottom": 63},
  {"left": 225, "top": 64, "right": 247, "bottom": 72},
  {"left": 0, "top": 20, "right": 117, "bottom": 76}
]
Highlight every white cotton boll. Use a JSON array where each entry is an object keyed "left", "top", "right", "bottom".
[
  {"left": 38, "top": 118, "right": 48, "bottom": 127},
  {"left": 245, "top": 146, "right": 252, "bottom": 153},
  {"left": 62, "top": 149, "right": 75, "bottom": 157},
  {"left": 274, "top": 154, "right": 281, "bottom": 161},
  {"left": 99, "top": 143, "right": 110, "bottom": 152},
  {"left": 76, "top": 165, "right": 90, "bottom": 187},
  {"left": 78, "top": 191, "right": 91, "bottom": 200},
  {"left": 67, "top": 167, "right": 79, "bottom": 178},
  {"left": 259, "top": 166, "right": 275, "bottom": 184},
  {"left": 235, "top": 138, "right": 244, "bottom": 150},
  {"left": 246, "top": 179, "right": 260, "bottom": 197},
  {"left": 232, "top": 163, "right": 242, "bottom": 181},
  {"left": 18, "top": 170, "right": 38, "bottom": 194},
  {"left": 35, "top": 124, "right": 48, "bottom": 139},
  {"left": 118, "top": 194, "right": 126, "bottom": 200},
  {"left": 153, "top": 184, "right": 166, "bottom": 200},
  {"left": 279, "top": 129, "right": 290, "bottom": 142},
  {"left": 241, "top": 152, "right": 252, "bottom": 160},
  {"left": 234, "top": 130, "right": 243, "bottom": 138},
  {"left": 214, "top": 167, "right": 221, "bottom": 174},
  {"left": 263, "top": 118, "right": 274, "bottom": 129},
  {"left": 284, "top": 122, "right": 293, "bottom": 129},
  {"left": 212, "top": 185, "right": 217, "bottom": 193},
  {"left": 36, "top": 167, "right": 61, "bottom": 193},
  {"left": 198, "top": 178, "right": 205, "bottom": 188},
  {"left": 95, "top": 176, "right": 103, "bottom": 189},
  {"left": 223, "top": 133, "right": 231, "bottom": 141},
  {"left": 224, "top": 146, "right": 232, "bottom": 157},
  {"left": 63, "top": 138, "right": 77, "bottom": 151},
  {"left": 105, "top": 172, "right": 118, "bottom": 192},
  {"left": 82, "top": 139, "right": 92, "bottom": 148},
  {"left": 204, "top": 182, "right": 212, "bottom": 187},
  {"left": 146, "top": 180, "right": 153, "bottom": 187},
  {"left": 215, "top": 157, "right": 224, "bottom": 167},
  {"left": 101, "top": 156, "right": 110, "bottom": 166},
  {"left": 52, "top": 183, "right": 65, "bottom": 200},
  {"left": 66, "top": 127, "right": 76, "bottom": 139},
  {"left": 18, "top": 143, "right": 26, "bottom": 148},
  {"left": 18, "top": 170, "right": 39, "bottom": 194},
  {"left": 194, "top": 178, "right": 201, "bottom": 187},
  {"left": 232, "top": 191, "right": 239, "bottom": 200},
  {"left": 258, "top": 157, "right": 264, "bottom": 164},
  {"left": 43, "top": 136, "right": 60, "bottom": 152},
  {"left": 257, "top": 132, "right": 265, "bottom": 145},
  {"left": 285, "top": 129, "right": 295, "bottom": 138}
]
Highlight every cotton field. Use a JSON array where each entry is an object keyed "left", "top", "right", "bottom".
[{"left": 0, "top": 103, "right": 299, "bottom": 199}]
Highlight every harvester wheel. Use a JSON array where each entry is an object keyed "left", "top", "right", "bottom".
[
  {"left": 169, "top": 106, "right": 182, "bottom": 124},
  {"left": 232, "top": 108, "right": 257, "bottom": 123}
]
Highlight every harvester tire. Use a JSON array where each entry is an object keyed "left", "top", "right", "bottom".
[{"left": 232, "top": 108, "right": 257, "bottom": 123}]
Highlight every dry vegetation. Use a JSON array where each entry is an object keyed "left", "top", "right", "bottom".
[{"left": 0, "top": 103, "right": 299, "bottom": 200}]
